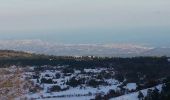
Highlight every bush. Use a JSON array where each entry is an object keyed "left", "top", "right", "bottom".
[
  {"left": 66, "top": 77, "right": 81, "bottom": 87},
  {"left": 50, "top": 85, "right": 61, "bottom": 92},
  {"left": 62, "top": 68, "right": 74, "bottom": 73},
  {"left": 55, "top": 73, "right": 61, "bottom": 79},
  {"left": 41, "top": 78, "right": 53, "bottom": 84}
]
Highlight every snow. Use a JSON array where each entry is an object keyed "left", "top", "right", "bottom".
[
  {"left": 75, "top": 70, "right": 81, "bottom": 74},
  {"left": 84, "top": 68, "right": 106, "bottom": 73},
  {"left": 124, "top": 83, "right": 137, "bottom": 91},
  {"left": 20, "top": 66, "right": 163, "bottom": 100},
  {"left": 111, "top": 84, "right": 162, "bottom": 100},
  {"left": 23, "top": 67, "right": 121, "bottom": 100},
  {"left": 26, "top": 84, "right": 120, "bottom": 99},
  {"left": 27, "top": 84, "right": 163, "bottom": 100},
  {"left": 37, "top": 96, "right": 93, "bottom": 100}
]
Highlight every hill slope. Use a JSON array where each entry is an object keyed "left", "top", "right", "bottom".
[{"left": 0, "top": 50, "right": 34, "bottom": 59}]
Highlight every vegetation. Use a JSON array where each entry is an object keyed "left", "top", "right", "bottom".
[
  {"left": 143, "top": 77, "right": 170, "bottom": 100},
  {"left": 1, "top": 50, "right": 170, "bottom": 83},
  {"left": 1, "top": 50, "right": 170, "bottom": 99}
]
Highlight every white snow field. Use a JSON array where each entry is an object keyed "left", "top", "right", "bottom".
[{"left": 111, "top": 84, "right": 162, "bottom": 100}]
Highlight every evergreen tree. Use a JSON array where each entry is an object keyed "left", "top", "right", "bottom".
[
  {"left": 36, "top": 78, "right": 39, "bottom": 83},
  {"left": 138, "top": 91, "right": 144, "bottom": 100},
  {"left": 145, "top": 89, "right": 153, "bottom": 100}
]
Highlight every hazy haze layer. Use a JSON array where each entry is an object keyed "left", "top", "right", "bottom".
[{"left": 0, "top": 0, "right": 170, "bottom": 46}]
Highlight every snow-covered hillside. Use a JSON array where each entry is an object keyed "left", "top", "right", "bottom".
[
  {"left": 111, "top": 85, "right": 162, "bottom": 100},
  {"left": 0, "top": 64, "right": 168, "bottom": 100},
  {"left": 23, "top": 66, "right": 121, "bottom": 100}
]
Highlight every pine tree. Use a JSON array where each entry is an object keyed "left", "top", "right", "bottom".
[
  {"left": 151, "top": 88, "right": 159, "bottom": 100},
  {"left": 145, "top": 89, "right": 153, "bottom": 100},
  {"left": 37, "top": 78, "right": 39, "bottom": 83},
  {"left": 138, "top": 91, "right": 144, "bottom": 100}
]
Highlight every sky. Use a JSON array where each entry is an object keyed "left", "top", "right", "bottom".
[{"left": 0, "top": 0, "right": 170, "bottom": 46}]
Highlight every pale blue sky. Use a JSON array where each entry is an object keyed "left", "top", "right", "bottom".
[{"left": 0, "top": 0, "right": 170, "bottom": 46}]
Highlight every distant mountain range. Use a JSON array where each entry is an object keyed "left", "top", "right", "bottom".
[{"left": 0, "top": 39, "right": 169, "bottom": 57}]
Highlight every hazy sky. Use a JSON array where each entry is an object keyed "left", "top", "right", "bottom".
[{"left": 0, "top": 0, "right": 170, "bottom": 46}]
